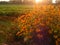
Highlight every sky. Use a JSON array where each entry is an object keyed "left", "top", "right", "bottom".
[{"left": 0, "top": 0, "right": 10, "bottom": 2}]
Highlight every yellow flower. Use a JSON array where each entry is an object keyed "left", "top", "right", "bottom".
[{"left": 21, "top": 19, "right": 26, "bottom": 23}]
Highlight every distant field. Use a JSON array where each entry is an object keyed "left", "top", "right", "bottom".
[
  {"left": 0, "top": 4, "right": 33, "bottom": 16},
  {"left": 0, "top": 4, "right": 59, "bottom": 16}
]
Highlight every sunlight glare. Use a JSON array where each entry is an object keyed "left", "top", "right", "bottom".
[
  {"left": 52, "top": 0, "right": 56, "bottom": 3},
  {"left": 35, "top": 0, "right": 42, "bottom": 3}
]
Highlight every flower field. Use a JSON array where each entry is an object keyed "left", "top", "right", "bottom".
[{"left": 0, "top": 4, "right": 60, "bottom": 45}]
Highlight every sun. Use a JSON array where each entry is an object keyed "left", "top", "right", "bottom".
[{"left": 35, "top": 0, "right": 42, "bottom": 3}]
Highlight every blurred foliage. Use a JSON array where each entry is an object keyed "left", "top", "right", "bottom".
[{"left": 16, "top": 4, "right": 60, "bottom": 44}]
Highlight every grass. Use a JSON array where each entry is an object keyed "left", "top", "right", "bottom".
[{"left": 0, "top": 4, "right": 33, "bottom": 16}]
